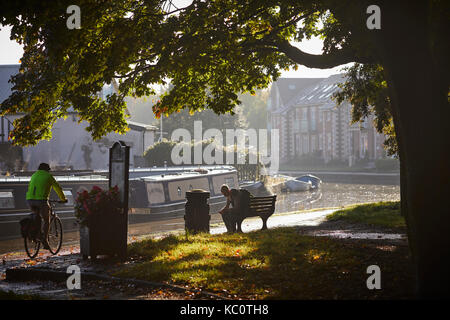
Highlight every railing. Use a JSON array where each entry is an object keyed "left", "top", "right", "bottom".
[{"left": 233, "top": 163, "right": 262, "bottom": 182}]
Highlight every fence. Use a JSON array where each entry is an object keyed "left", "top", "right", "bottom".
[{"left": 233, "top": 163, "right": 263, "bottom": 182}]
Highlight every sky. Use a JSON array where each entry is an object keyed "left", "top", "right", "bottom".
[{"left": 0, "top": 19, "right": 350, "bottom": 79}]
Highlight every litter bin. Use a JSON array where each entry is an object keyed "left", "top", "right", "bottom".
[{"left": 184, "top": 189, "right": 210, "bottom": 234}]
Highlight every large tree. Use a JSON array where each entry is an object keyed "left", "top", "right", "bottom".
[{"left": 1, "top": 0, "right": 449, "bottom": 297}]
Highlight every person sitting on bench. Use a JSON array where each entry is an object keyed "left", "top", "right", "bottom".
[{"left": 218, "top": 184, "right": 242, "bottom": 233}]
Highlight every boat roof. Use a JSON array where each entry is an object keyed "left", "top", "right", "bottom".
[
  {"left": 0, "top": 174, "right": 108, "bottom": 183},
  {"left": 139, "top": 168, "right": 237, "bottom": 182},
  {"left": 96, "top": 165, "right": 236, "bottom": 174},
  {"left": 0, "top": 167, "right": 236, "bottom": 183}
]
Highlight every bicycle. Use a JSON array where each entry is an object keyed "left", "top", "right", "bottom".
[{"left": 24, "top": 200, "right": 64, "bottom": 259}]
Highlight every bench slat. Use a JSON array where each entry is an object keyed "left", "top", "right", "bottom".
[
  {"left": 250, "top": 199, "right": 276, "bottom": 203},
  {"left": 249, "top": 201, "right": 275, "bottom": 206},
  {"left": 249, "top": 196, "right": 276, "bottom": 201},
  {"left": 249, "top": 199, "right": 276, "bottom": 204},
  {"left": 249, "top": 202, "right": 275, "bottom": 207}
]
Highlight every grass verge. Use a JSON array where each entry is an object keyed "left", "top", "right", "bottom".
[
  {"left": 326, "top": 201, "right": 405, "bottom": 229},
  {"left": 114, "top": 227, "right": 414, "bottom": 299}
]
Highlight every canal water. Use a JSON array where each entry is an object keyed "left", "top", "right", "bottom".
[{"left": 274, "top": 182, "right": 400, "bottom": 214}]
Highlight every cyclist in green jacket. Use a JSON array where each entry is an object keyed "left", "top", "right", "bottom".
[{"left": 26, "top": 163, "right": 67, "bottom": 249}]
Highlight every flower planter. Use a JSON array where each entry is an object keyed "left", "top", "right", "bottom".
[
  {"left": 76, "top": 185, "right": 127, "bottom": 260},
  {"left": 79, "top": 210, "right": 127, "bottom": 260}
]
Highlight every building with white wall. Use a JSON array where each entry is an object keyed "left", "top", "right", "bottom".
[{"left": 0, "top": 64, "right": 157, "bottom": 171}]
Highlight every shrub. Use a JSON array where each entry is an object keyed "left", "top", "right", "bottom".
[
  {"left": 143, "top": 140, "right": 178, "bottom": 166},
  {"left": 143, "top": 139, "right": 259, "bottom": 167}
]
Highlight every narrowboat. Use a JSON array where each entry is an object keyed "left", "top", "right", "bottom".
[
  {"left": 128, "top": 166, "right": 239, "bottom": 222},
  {"left": 0, "top": 166, "right": 238, "bottom": 240}
]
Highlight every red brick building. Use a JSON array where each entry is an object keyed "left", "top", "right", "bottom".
[{"left": 268, "top": 74, "right": 386, "bottom": 166}]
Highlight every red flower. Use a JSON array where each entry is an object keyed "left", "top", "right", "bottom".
[
  {"left": 83, "top": 201, "right": 91, "bottom": 215},
  {"left": 75, "top": 185, "right": 121, "bottom": 227},
  {"left": 92, "top": 186, "right": 102, "bottom": 193}
]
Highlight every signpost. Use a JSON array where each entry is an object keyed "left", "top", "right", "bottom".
[{"left": 109, "top": 141, "right": 130, "bottom": 259}]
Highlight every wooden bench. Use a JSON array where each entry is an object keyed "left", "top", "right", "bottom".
[{"left": 236, "top": 195, "right": 277, "bottom": 232}]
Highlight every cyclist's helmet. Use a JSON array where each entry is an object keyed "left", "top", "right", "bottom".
[{"left": 38, "top": 163, "right": 51, "bottom": 171}]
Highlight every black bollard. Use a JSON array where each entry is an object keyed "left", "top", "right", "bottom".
[{"left": 184, "top": 189, "right": 210, "bottom": 234}]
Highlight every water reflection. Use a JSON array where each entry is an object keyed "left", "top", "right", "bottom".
[{"left": 272, "top": 182, "right": 400, "bottom": 214}]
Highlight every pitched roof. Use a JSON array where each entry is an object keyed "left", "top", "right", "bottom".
[
  {"left": 286, "top": 73, "right": 347, "bottom": 109},
  {"left": 0, "top": 64, "right": 20, "bottom": 104},
  {"left": 272, "top": 78, "right": 324, "bottom": 106},
  {"left": 127, "top": 120, "right": 158, "bottom": 131}
]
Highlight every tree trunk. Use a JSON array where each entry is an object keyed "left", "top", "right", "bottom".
[{"left": 377, "top": 0, "right": 450, "bottom": 298}]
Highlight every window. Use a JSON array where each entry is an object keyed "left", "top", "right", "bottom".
[
  {"left": 62, "top": 190, "right": 74, "bottom": 206},
  {"left": 310, "top": 108, "right": 316, "bottom": 131},
  {"left": 302, "top": 135, "right": 309, "bottom": 154},
  {"left": 225, "top": 177, "right": 235, "bottom": 188},
  {"left": 311, "top": 135, "right": 316, "bottom": 152},
  {"left": 0, "top": 190, "right": 14, "bottom": 209},
  {"left": 302, "top": 108, "right": 307, "bottom": 119}
]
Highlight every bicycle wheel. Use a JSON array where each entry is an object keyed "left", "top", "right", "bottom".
[
  {"left": 48, "top": 216, "right": 63, "bottom": 255},
  {"left": 24, "top": 236, "right": 40, "bottom": 259}
]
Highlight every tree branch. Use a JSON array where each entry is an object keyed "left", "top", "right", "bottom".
[{"left": 274, "top": 39, "right": 373, "bottom": 69}]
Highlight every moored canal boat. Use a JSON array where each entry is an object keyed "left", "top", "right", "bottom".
[{"left": 0, "top": 167, "right": 238, "bottom": 240}]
